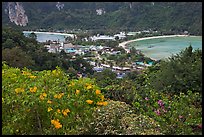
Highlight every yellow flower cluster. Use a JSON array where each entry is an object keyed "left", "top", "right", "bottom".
[
  {"left": 96, "top": 101, "right": 108, "bottom": 106},
  {"left": 51, "top": 119, "right": 62, "bottom": 129},
  {"left": 75, "top": 89, "right": 80, "bottom": 95},
  {"left": 95, "top": 89, "right": 101, "bottom": 95},
  {"left": 62, "top": 109, "right": 70, "bottom": 116},
  {"left": 15, "top": 88, "right": 25, "bottom": 94},
  {"left": 30, "top": 86, "right": 37, "bottom": 93},
  {"left": 54, "top": 93, "right": 64, "bottom": 99},
  {"left": 86, "top": 100, "right": 93, "bottom": 104},
  {"left": 40, "top": 92, "right": 47, "bottom": 100}
]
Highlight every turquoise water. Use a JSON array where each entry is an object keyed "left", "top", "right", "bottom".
[
  {"left": 128, "top": 36, "right": 202, "bottom": 60},
  {"left": 23, "top": 31, "right": 69, "bottom": 42}
]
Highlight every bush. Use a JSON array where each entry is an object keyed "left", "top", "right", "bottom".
[
  {"left": 103, "top": 80, "right": 137, "bottom": 104},
  {"left": 133, "top": 88, "right": 202, "bottom": 135},
  {"left": 85, "top": 100, "right": 162, "bottom": 135},
  {"left": 2, "top": 62, "right": 107, "bottom": 135}
]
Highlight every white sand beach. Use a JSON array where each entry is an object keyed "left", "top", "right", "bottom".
[
  {"left": 23, "top": 31, "right": 75, "bottom": 38},
  {"left": 119, "top": 35, "right": 189, "bottom": 50}
]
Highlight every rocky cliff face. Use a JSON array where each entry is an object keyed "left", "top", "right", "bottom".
[{"left": 7, "top": 2, "right": 28, "bottom": 26}]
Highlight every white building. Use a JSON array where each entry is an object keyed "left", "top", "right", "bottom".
[
  {"left": 90, "top": 35, "right": 115, "bottom": 41},
  {"left": 114, "top": 32, "right": 126, "bottom": 39},
  {"left": 96, "top": 9, "right": 106, "bottom": 15}
]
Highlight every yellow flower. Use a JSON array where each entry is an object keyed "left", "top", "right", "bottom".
[
  {"left": 103, "top": 101, "right": 108, "bottom": 106},
  {"left": 75, "top": 89, "right": 80, "bottom": 95},
  {"left": 64, "top": 108, "right": 70, "bottom": 113},
  {"left": 15, "top": 88, "right": 25, "bottom": 93},
  {"left": 22, "top": 71, "right": 31, "bottom": 76},
  {"left": 40, "top": 94, "right": 45, "bottom": 100},
  {"left": 68, "top": 82, "right": 75, "bottom": 87},
  {"left": 96, "top": 102, "right": 103, "bottom": 106},
  {"left": 48, "top": 107, "right": 53, "bottom": 112},
  {"left": 55, "top": 122, "right": 62, "bottom": 129},
  {"left": 39, "top": 92, "right": 47, "bottom": 100},
  {"left": 29, "top": 75, "right": 36, "bottom": 79},
  {"left": 86, "top": 100, "right": 93, "bottom": 104},
  {"left": 62, "top": 108, "right": 70, "bottom": 116},
  {"left": 30, "top": 86, "right": 37, "bottom": 93},
  {"left": 54, "top": 93, "right": 64, "bottom": 99},
  {"left": 97, "top": 101, "right": 108, "bottom": 106},
  {"left": 51, "top": 119, "right": 55, "bottom": 124},
  {"left": 51, "top": 119, "right": 62, "bottom": 129},
  {"left": 95, "top": 89, "right": 101, "bottom": 95},
  {"left": 86, "top": 85, "right": 92, "bottom": 90},
  {"left": 47, "top": 100, "right": 52, "bottom": 104},
  {"left": 57, "top": 109, "right": 61, "bottom": 113},
  {"left": 58, "top": 94, "right": 62, "bottom": 99},
  {"left": 54, "top": 94, "right": 58, "bottom": 98},
  {"left": 42, "top": 93, "right": 47, "bottom": 97}
]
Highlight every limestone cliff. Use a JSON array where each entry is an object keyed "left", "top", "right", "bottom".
[{"left": 7, "top": 2, "right": 28, "bottom": 26}]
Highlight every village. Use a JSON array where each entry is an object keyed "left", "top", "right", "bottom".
[{"left": 41, "top": 30, "right": 157, "bottom": 78}]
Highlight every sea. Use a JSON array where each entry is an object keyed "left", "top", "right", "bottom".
[
  {"left": 127, "top": 36, "right": 202, "bottom": 60},
  {"left": 23, "top": 31, "right": 73, "bottom": 42}
]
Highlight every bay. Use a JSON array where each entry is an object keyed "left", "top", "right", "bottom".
[{"left": 128, "top": 36, "right": 202, "bottom": 60}]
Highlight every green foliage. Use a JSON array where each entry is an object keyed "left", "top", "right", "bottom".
[
  {"left": 2, "top": 63, "right": 107, "bottom": 135},
  {"left": 2, "top": 47, "right": 35, "bottom": 68},
  {"left": 132, "top": 89, "right": 202, "bottom": 135},
  {"left": 2, "top": 26, "right": 93, "bottom": 74},
  {"left": 92, "top": 69, "right": 117, "bottom": 88},
  {"left": 103, "top": 80, "right": 137, "bottom": 105},
  {"left": 145, "top": 46, "right": 202, "bottom": 94},
  {"left": 85, "top": 100, "right": 162, "bottom": 135}
]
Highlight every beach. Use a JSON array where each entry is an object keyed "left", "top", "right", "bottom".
[
  {"left": 118, "top": 35, "right": 190, "bottom": 61},
  {"left": 119, "top": 35, "right": 189, "bottom": 50},
  {"left": 23, "top": 31, "right": 75, "bottom": 38}
]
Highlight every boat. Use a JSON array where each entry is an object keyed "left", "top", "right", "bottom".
[{"left": 148, "top": 45, "right": 154, "bottom": 48}]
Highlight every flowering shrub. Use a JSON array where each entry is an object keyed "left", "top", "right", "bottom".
[
  {"left": 84, "top": 100, "right": 162, "bottom": 135},
  {"left": 2, "top": 62, "right": 107, "bottom": 135},
  {"left": 133, "top": 88, "right": 202, "bottom": 135}
]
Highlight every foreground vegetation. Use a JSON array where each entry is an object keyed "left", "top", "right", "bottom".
[
  {"left": 2, "top": 26, "right": 202, "bottom": 135},
  {"left": 2, "top": 45, "right": 202, "bottom": 134}
]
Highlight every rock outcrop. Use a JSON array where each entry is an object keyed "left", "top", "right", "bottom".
[{"left": 8, "top": 2, "right": 28, "bottom": 26}]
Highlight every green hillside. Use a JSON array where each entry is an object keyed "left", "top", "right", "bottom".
[{"left": 2, "top": 2, "right": 202, "bottom": 35}]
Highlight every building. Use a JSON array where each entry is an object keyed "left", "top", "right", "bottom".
[{"left": 90, "top": 35, "right": 115, "bottom": 41}]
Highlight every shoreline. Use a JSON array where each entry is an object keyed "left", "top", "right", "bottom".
[
  {"left": 23, "top": 31, "right": 75, "bottom": 38},
  {"left": 118, "top": 34, "right": 198, "bottom": 61},
  {"left": 119, "top": 35, "right": 190, "bottom": 49}
]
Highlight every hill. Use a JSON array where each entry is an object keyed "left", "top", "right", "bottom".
[{"left": 2, "top": 2, "right": 202, "bottom": 35}]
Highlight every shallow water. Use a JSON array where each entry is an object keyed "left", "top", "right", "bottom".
[
  {"left": 23, "top": 31, "right": 70, "bottom": 42},
  {"left": 128, "top": 36, "right": 202, "bottom": 60}
]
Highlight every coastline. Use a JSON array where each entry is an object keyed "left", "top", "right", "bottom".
[
  {"left": 23, "top": 31, "right": 75, "bottom": 38},
  {"left": 118, "top": 35, "right": 191, "bottom": 61},
  {"left": 119, "top": 35, "right": 190, "bottom": 49}
]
